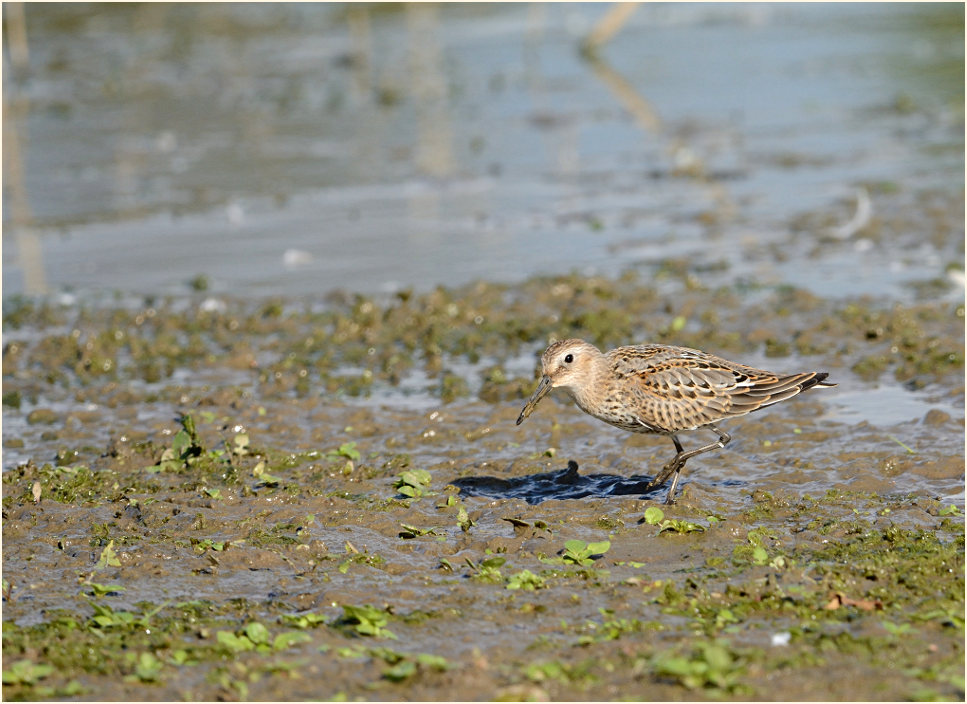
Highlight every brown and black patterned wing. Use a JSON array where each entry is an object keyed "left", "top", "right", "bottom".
[{"left": 607, "top": 345, "right": 831, "bottom": 433}]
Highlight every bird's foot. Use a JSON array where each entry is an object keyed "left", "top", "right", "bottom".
[{"left": 644, "top": 460, "right": 681, "bottom": 492}]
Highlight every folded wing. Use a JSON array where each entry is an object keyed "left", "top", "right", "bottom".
[{"left": 609, "top": 345, "right": 832, "bottom": 433}]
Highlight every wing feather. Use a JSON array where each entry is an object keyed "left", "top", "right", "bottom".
[{"left": 605, "top": 345, "right": 830, "bottom": 433}]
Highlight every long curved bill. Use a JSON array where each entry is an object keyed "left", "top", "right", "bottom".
[{"left": 516, "top": 375, "right": 552, "bottom": 425}]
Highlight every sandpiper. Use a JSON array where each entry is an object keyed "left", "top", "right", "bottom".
[{"left": 517, "top": 338, "right": 834, "bottom": 504}]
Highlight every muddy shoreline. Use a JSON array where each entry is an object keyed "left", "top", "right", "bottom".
[{"left": 3, "top": 269, "right": 964, "bottom": 701}]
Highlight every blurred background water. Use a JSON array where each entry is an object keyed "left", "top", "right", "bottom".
[{"left": 2, "top": 2, "right": 964, "bottom": 301}]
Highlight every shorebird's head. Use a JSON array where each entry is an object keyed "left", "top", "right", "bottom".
[{"left": 516, "top": 339, "right": 601, "bottom": 424}]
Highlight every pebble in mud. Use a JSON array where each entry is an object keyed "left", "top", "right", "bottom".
[
  {"left": 923, "top": 408, "right": 952, "bottom": 425},
  {"left": 26, "top": 408, "right": 59, "bottom": 425}
]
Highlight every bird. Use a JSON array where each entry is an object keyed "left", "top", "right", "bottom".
[{"left": 516, "top": 338, "right": 835, "bottom": 504}]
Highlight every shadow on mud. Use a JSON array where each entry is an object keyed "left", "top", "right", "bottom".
[{"left": 452, "top": 460, "right": 717, "bottom": 504}]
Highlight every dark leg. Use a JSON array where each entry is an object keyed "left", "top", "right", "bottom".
[
  {"left": 645, "top": 425, "right": 732, "bottom": 504},
  {"left": 663, "top": 464, "right": 686, "bottom": 505},
  {"left": 644, "top": 435, "right": 685, "bottom": 491}
]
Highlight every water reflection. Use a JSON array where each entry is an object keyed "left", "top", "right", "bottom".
[
  {"left": 1, "top": 3, "right": 962, "bottom": 299},
  {"left": 3, "top": 79, "right": 46, "bottom": 294}
]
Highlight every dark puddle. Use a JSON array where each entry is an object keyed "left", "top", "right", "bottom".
[{"left": 452, "top": 459, "right": 745, "bottom": 504}]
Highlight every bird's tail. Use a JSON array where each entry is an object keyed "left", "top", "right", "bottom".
[{"left": 733, "top": 371, "right": 834, "bottom": 411}]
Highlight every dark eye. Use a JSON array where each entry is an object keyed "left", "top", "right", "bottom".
[{"left": 563, "top": 353, "right": 573, "bottom": 364}]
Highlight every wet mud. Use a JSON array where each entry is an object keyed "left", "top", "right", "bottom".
[{"left": 3, "top": 269, "right": 964, "bottom": 701}]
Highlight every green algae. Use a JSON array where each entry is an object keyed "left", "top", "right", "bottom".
[
  {"left": 2, "top": 502, "right": 963, "bottom": 700},
  {"left": 3, "top": 272, "right": 964, "bottom": 701},
  {"left": 2, "top": 275, "right": 962, "bottom": 409}
]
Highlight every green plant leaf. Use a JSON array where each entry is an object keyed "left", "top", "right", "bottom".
[
  {"left": 281, "top": 612, "right": 328, "bottom": 629},
  {"left": 86, "top": 582, "right": 125, "bottom": 596},
  {"left": 563, "top": 539, "right": 586, "bottom": 554},
  {"left": 752, "top": 546, "right": 769, "bottom": 565},
  {"left": 383, "top": 659, "right": 417, "bottom": 681},
  {"left": 131, "top": 652, "right": 163, "bottom": 682},
  {"left": 233, "top": 433, "right": 250, "bottom": 454},
  {"left": 244, "top": 621, "right": 270, "bottom": 645},
  {"left": 336, "top": 604, "right": 396, "bottom": 639},
  {"left": 507, "top": 569, "right": 545, "bottom": 590},
  {"left": 456, "top": 505, "right": 474, "bottom": 531},
  {"left": 94, "top": 540, "right": 122, "bottom": 570},
  {"left": 273, "top": 631, "right": 312, "bottom": 650},
  {"left": 2, "top": 660, "right": 55, "bottom": 685},
  {"left": 393, "top": 469, "right": 434, "bottom": 498},
  {"left": 658, "top": 518, "right": 706, "bottom": 534},
  {"left": 416, "top": 653, "right": 450, "bottom": 669},
  {"left": 337, "top": 442, "right": 361, "bottom": 461},
  {"left": 252, "top": 461, "right": 283, "bottom": 486},
  {"left": 216, "top": 630, "right": 254, "bottom": 653}
]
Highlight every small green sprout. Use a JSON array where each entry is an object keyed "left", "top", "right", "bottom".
[
  {"left": 216, "top": 621, "right": 312, "bottom": 653},
  {"left": 281, "top": 612, "right": 328, "bottom": 629},
  {"left": 333, "top": 604, "right": 396, "bottom": 639},
  {"left": 252, "top": 461, "right": 283, "bottom": 487},
  {"left": 561, "top": 539, "right": 611, "bottom": 566},
  {"left": 394, "top": 469, "right": 434, "bottom": 498},
  {"left": 506, "top": 569, "right": 546, "bottom": 591},
  {"left": 886, "top": 434, "right": 915, "bottom": 454},
  {"left": 145, "top": 414, "right": 205, "bottom": 472},
  {"left": 94, "top": 540, "right": 121, "bottom": 570},
  {"left": 85, "top": 582, "right": 125, "bottom": 597},
  {"left": 651, "top": 640, "right": 748, "bottom": 694},
  {"left": 2, "top": 660, "right": 55, "bottom": 686},
  {"left": 398, "top": 523, "right": 438, "bottom": 539},
  {"left": 382, "top": 653, "right": 451, "bottom": 682},
  {"left": 660, "top": 518, "right": 705, "bottom": 534},
  {"left": 437, "top": 494, "right": 458, "bottom": 508},
  {"left": 456, "top": 505, "right": 475, "bottom": 532},
  {"left": 232, "top": 433, "right": 250, "bottom": 456},
  {"left": 86, "top": 600, "right": 166, "bottom": 631},
  {"left": 124, "top": 652, "right": 164, "bottom": 683},
  {"left": 328, "top": 441, "right": 361, "bottom": 461},
  {"left": 192, "top": 538, "right": 226, "bottom": 552},
  {"left": 645, "top": 507, "right": 707, "bottom": 534},
  {"left": 751, "top": 546, "right": 769, "bottom": 565},
  {"left": 466, "top": 556, "right": 505, "bottom": 583}
]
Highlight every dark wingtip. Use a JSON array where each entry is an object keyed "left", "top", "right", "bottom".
[{"left": 810, "top": 372, "right": 836, "bottom": 388}]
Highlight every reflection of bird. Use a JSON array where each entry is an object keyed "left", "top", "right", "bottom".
[{"left": 517, "top": 339, "right": 835, "bottom": 504}]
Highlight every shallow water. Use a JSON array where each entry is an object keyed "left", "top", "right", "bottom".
[{"left": 3, "top": 3, "right": 963, "bottom": 300}]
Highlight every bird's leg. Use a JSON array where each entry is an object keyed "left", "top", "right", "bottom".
[
  {"left": 646, "top": 425, "right": 732, "bottom": 504},
  {"left": 644, "top": 435, "right": 686, "bottom": 491}
]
